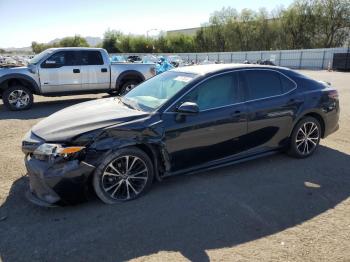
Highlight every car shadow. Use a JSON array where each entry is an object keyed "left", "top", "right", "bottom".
[
  {"left": 0, "top": 145, "right": 349, "bottom": 262},
  {"left": 0, "top": 97, "right": 97, "bottom": 120}
]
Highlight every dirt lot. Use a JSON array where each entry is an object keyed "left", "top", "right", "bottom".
[{"left": 0, "top": 70, "right": 349, "bottom": 262}]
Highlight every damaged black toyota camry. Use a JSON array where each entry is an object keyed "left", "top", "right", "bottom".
[{"left": 22, "top": 64, "right": 340, "bottom": 206}]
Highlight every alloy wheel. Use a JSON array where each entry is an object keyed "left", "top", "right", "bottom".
[
  {"left": 295, "top": 122, "right": 320, "bottom": 155},
  {"left": 101, "top": 155, "right": 148, "bottom": 200},
  {"left": 123, "top": 84, "right": 135, "bottom": 94},
  {"left": 8, "top": 89, "right": 30, "bottom": 109}
]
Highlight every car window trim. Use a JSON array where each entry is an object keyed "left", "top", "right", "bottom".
[
  {"left": 80, "top": 50, "right": 104, "bottom": 66},
  {"left": 163, "top": 68, "right": 297, "bottom": 113},
  {"left": 40, "top": 50, "right": 80, "bottom": 68}
]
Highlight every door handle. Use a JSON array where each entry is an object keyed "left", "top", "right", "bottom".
[
  {"left": 101, "top": 68, "right": 108, "bottom": 73},
  {"left": 73, "top": 69, "right": 80, "bottom": 73}
]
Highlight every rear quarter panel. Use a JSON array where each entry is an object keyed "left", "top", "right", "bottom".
[{"left": 110, "top": 63, "right": 155, "bottom": 87}]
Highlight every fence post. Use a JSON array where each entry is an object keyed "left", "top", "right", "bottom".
[
  {"left": 321, "top": 50, "right": 326, "bottom": 70},
  {"left": 346, "top": 45, "right": 350, "bottom": 70},
  {"left": 218, "top": 53, "right": 220, "bottom": 62},
  {"left": 245, "top": 52, "right": 248, "bottom": 61},
  {"left": 231, "top": 53, "right": 233, "bottom": 63},
  {"left": 299, "top": 51, "right": 303, "bottom": 69},
  {"left": 279, "top": 51, "right": 282, "bottom": 66},
  {"left": 195, "top": 54, "right": 198, "bottom": 64}
]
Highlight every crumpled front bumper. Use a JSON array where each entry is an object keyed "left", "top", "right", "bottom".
[{"left": 25, "top": 155, "right": 95, "bottom": 206}]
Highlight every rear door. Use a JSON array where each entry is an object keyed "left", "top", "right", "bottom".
[
  {"left": 240, "top": 69, "right": 301, "bottom": 152},
  {"left": 80, "top": 50, "right": 110, "bottom": 90},
  {"left": 39, "top": 51, "right": 81, "bottom": 93}
]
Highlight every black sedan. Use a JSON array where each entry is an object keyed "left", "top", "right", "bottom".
[{"left": 22, "top": 64, "right": 340, "bottom": 206}]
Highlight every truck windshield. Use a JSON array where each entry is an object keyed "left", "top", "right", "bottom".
[
  {"left": 121, "top": 71, "right": 198, "bottom": 112},
  {"left": 29, "top": 49, "right": 54, "bottom": 65}
]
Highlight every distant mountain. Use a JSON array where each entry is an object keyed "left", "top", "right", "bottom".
[
  {"left": 2, "top": 36, "right": 103, "bottom": 53},
  {"left": 85, "top": 36, "right": 103, "bottom": 46},
  {"left": 3, "top": 46, "right": 32, "bottom": 53}
]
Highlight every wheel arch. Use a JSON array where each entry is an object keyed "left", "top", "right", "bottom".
[
  {"left": 115, "top": 70, "right": 145, "bottom": 93},
  {"left": 292, "top": 111, "right": 326, "bottom": 138},
  {"left": 96, "top": 141, "right": 166, "bottom": 182},
  {"left": 0, "top": 74, "right": 40, "bottom": 96},
  {"left": 128, "top": 143, "right": 165, "bottom": 181}
]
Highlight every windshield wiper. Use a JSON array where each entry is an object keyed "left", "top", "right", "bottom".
[{"left": 119, "top": 97, "right": 142, "bottom": 111}]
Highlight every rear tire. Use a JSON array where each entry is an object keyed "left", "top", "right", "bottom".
[
  {"left": 3, "top": 85, "right": 33, "bottom": 111},
  {"left": 287, "top": 117, "right": 321, "bottom": 158},
  {"left": 107, "top": 90, "right": 118, "bottom": 96},
  {"left": 119, "top": 80, "right": 139, "bottom": 95},
  {"left": 93, "top": 147, "right": 154, "bottom": 204}
]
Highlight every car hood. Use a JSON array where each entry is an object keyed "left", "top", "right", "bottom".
[
  {"left": 31, "top": 98, "right": 149, "bottom": 142},
  {"left": 0, "top": 66, "right": 30, "bottom": 77}
]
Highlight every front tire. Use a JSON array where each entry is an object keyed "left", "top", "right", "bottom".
[
  {"left": 3, "top": 85, "right": 33, "bottom": 111},
  {"left": 93, "top": 147, "right": 154, "bottom": 204},
  {"left": 288, "top": 117, "right": 321, "bottom": 158}
]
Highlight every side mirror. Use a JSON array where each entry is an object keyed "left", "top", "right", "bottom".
[{"left": 176, "top": 102, "right": 199, "bottom": 114}]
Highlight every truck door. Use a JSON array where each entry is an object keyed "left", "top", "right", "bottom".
[
  {"left": 80, "top": 50, "right": 110, "bottom": 90},
  {"left": 39, "top": 51, "right": 81, "bottom": 93}
]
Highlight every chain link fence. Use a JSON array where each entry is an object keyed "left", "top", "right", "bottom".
[{"left": 114, "top": 47, "right": 349, "bottom": 70}]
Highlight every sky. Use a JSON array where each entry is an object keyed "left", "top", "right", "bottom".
[{"left": 0, "top": 0, "right": 293, "bottom": 48}]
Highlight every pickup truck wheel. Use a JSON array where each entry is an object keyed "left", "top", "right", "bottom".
[
  {"left": 120, "top": 80, "right": 139, "bottom": 95},
  {"left": 3, "top": 85, "right": 33, "bottom": 111}
]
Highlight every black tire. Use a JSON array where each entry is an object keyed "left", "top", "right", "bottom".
[
  {"left": 119, "top": 80, "right": 139, "bottom": 95},
  {"left": 288, "top": 116, "right": 321, "bottom": 158},
  {"left": 3, "top": 85, "right": 33, "bottom": 111},
  {"left": 106, "top": 90, "right": 118, "bottom": 96},
  {"left": 93, "top": 147, "right": 154, "bottom": 204}
]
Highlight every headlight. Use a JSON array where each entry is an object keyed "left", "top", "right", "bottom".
[{"left": 33, "top": 143, "right": 85, "bottom": 157}]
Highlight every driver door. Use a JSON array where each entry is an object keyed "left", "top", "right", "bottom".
[
  {"left": 39, "top": 51, "right": 81, "bottom": 93},
  {"left": 162, "top": 72, "right": 248, "bottom": 173}
]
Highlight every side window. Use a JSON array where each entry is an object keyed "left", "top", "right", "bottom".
[
  {"left": 80, "top": 51, "right": 104, "bottom": 65},
  {"left": 181, "top": 73, "right": 242, "bottom": 111},
  {"left": 242, "top": 70, "right": 283, "bottom": 100},
  {"left": 279, "top": 74, "right": 296, "bottom": 92},
  {"left": 41, "top": 51, "right": 78, "bottom": 68}
]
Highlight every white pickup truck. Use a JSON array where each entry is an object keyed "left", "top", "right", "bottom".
[{"left": 0, "top": 48, "right": 156, "bottom": 110}]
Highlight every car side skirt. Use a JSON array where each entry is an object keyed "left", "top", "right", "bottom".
[{"left": 163, "top": 148, "right": 281, "bottom": 178}]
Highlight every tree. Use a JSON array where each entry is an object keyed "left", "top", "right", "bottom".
[
  {"left": 314, "top": 0, "right": 350, "bottom": 47},
  {"left": 59, "top": 35, "right": 89, "bottom": 47},
  {"left": 31, "top": 41, "right": 49, "bottom": 53},
  {"left": 102, "top": 30, "right": 123, "bottom": 53}
]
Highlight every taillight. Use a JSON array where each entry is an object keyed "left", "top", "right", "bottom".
[{"left": 328, "top": 90, "right": 339, "bottom": 100}]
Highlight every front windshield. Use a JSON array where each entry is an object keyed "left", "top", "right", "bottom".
[
  {"left": 29, "top": 49, "right": 54, "bottom": 64},
  {"left": 122, "top": 71, "right": 198, "bottom": 112}
]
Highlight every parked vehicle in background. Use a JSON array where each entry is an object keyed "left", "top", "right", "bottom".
[
  {"left": 257, "top": 60, "right": 276, "bottom": 66},
  {"left": 142, "top": 54, "right": 159, "bottom": 64},
  {"left": 156, "top": 56, "right": 174, "bottom": 74},
  {"left": 127, "top": 55, "right": 142, "bottom": 63},
  {"left": 167, "top": 55, "right": 184, "bottom": 67},
  {"left": 110, "top": 55, "right": 126, "bottom": 63},
  {"left": 0, "top": 48, "right": 156, "bottom": 110},
  {"left": 22, "top": 64, "right": 340, "bottom": 206}
]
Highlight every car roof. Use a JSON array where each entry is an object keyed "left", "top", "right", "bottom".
[
  {"left": 47, "top": 47, "right": 105, "bottom": 51},
  {"left": 172, "top": 63, "right": 290, "bottom": 75}
]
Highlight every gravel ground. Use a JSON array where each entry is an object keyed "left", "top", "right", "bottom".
[{"left": 0, "top": 70, "right": 349, "bottom": 262}]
